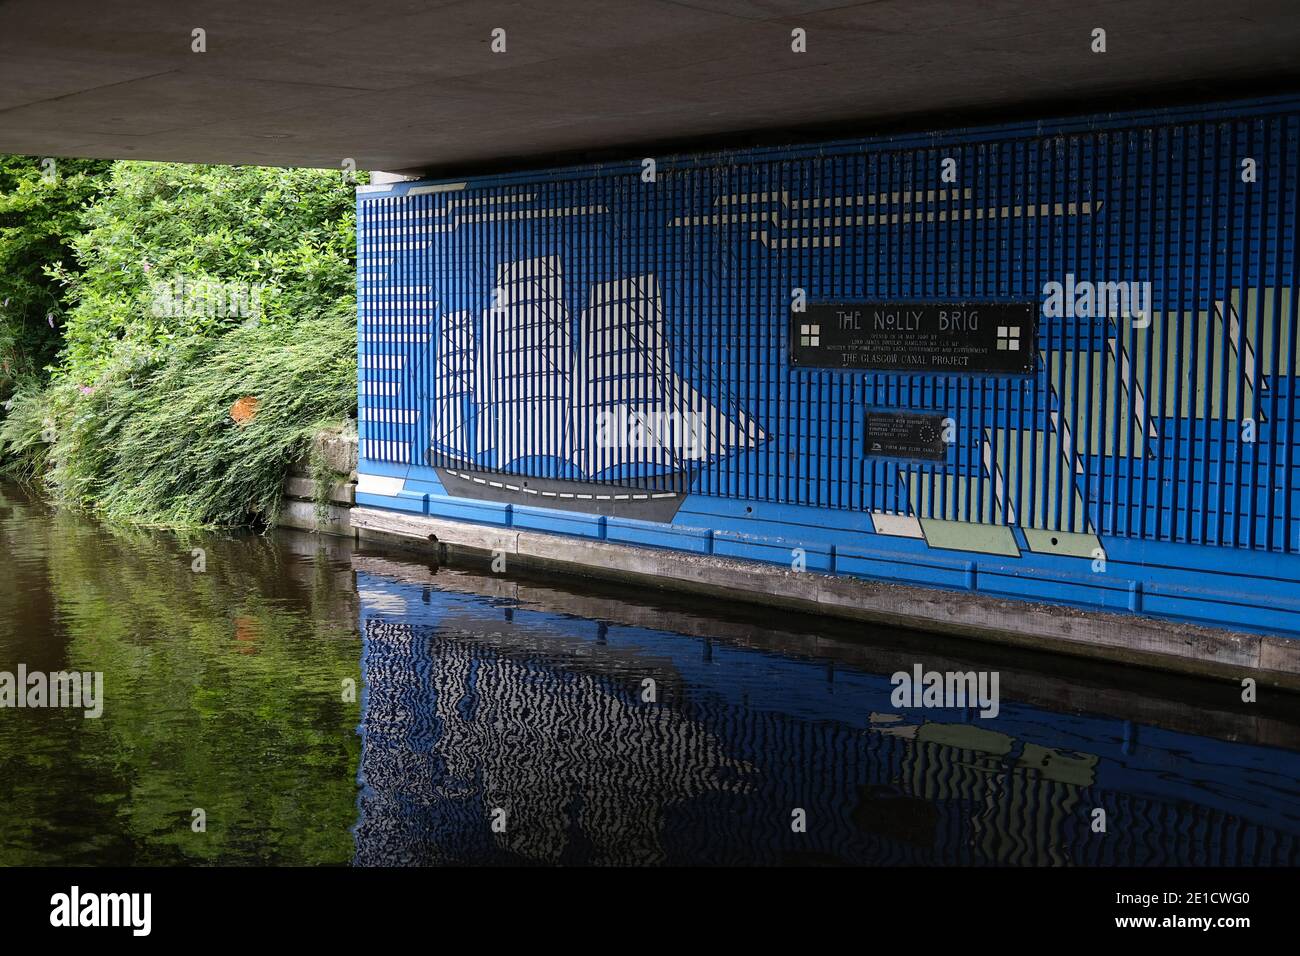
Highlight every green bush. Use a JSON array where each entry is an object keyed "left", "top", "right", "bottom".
[
  {"left": 0, "top": 160, "right": 365, "bottom": 527},
  {"left": 40, "top": 312, "right": 357, "bottom": 527},
  {"left": 0, "top": 378, "right": 62, "bottom": 481},
  {"left": 52, "top": 162, "right": 360, "bottom": 380},
  {"left": 0, "top": 156, "right": 110, "bottom": 397}
]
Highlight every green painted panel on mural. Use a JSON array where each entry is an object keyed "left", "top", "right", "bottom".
[
  {"left": 919, "top": 516, "right": 1021, "bottom": 556},
  {"left": 1023, "top": 528, "right": 1104, "bottom": 558}
]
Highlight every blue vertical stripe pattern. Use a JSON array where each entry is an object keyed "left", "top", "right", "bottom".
[{"left": 358, "top": 96, "right": 1300, "bottom": 554}]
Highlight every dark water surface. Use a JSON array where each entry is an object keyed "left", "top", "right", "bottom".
[{"left": 1, "top": 480, "right": 1297, "bottom": 866}]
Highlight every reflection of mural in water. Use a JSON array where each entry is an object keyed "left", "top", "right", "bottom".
[
  {"left": 355, "top": 569, "right": 1300, "bottom": 867},
  {"left": 359, "top": 620, "right": 755, "bottom": 865}
]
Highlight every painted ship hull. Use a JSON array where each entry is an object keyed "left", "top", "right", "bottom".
[{"left": 434, "top": 464, "right": 689, "bottom": 522}]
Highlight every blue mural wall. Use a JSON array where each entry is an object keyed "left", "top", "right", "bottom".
[{"left": 355, "top": 95, "right": 1300, "bottom": 639}]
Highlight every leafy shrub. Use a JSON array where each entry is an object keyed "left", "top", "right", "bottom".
[
  {"left": 0, "top": 378, "right": 63, "bottom": 481},
  {"left": 0, "top": 160, "right": 365, "bottom": 527},
  {"left": 44, "top": 312, "right": 356, "bottom": 527},
  {"left": 52, "top": 162, "right": 361, "bottom": 380},
  {"left": 0, "top": 156, "right": 111, "bottom": 397}
]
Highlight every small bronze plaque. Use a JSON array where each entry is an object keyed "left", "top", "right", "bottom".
[{"left": 865, "top": 411, "right": 947, "bottom": 461}]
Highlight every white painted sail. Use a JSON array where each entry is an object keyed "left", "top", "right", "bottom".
[
  {"left": 431, "top": 309, "right": 476, "bottom": 459},
  {"left": 573, "top": 274, "right": 763, "bottom": 478},
  {"left": 478, "top": 256, "right": 577, "bottom": 470}
]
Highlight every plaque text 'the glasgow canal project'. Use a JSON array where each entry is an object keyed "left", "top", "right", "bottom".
[{"left": 791, "top": 302, "right": 1037, "bottom": 375}]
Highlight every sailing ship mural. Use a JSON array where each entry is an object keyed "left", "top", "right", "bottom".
[
  {"left": 429, "top": 256, "right": 765, "bottom": 521},
  {"left": 356, "top": 94, "right": 1300, "bottom": 643}
]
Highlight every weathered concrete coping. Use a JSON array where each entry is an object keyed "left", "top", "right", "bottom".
[
  {"left": 350, "top": 506, "right": 1300, "bottom": 691},
  {"left": 352, "top": 551, "right": 1300, "bottom": 749}
]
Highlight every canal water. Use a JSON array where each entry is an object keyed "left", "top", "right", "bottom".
[{"left": 1, "top": 480, "right": 1297, "bottom": 866}]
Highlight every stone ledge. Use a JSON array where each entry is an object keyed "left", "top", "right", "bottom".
[
  {"left": 350, "top": 506, "right": 1300, "bottom": 691},
  {"left": 278, "top": 498, "right": 353, "bottom": 536},
  {"left": 282, "top": 475, "right": 355, "bottom": 506},
  {"left": 350, "top": 551, "right": 1297, "bottom": 748}
]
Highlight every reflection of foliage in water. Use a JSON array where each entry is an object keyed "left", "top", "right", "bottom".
[{"left": 0, "top": 487, "right": 361, "bottom": 864}]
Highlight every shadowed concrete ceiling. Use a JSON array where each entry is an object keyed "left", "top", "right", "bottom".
[{"left": 1, "top": 0, "right": 1298, "bottom": 175}]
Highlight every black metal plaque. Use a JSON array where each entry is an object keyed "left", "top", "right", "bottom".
[
  {"left": 791, "top": 302, "right": 1036, "bottom": 374},
  {"left": 864, "top": 411, "right": 947, "bottom": 461}
]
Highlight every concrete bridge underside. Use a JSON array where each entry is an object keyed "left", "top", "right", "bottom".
[{"left": 1, "top": 1, "right": 1298, "bottom": 175}]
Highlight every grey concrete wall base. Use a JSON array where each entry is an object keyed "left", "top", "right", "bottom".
[
  {"left": 282, "top": 475, "right": 355, "bottom": 507},
  {"left": 350, "top": 506, "right": 1300, "bottom": 690},
  {"left": 299, "top": 426, "right": 358, "bottom": 480},
  {"left": 278, "top": 499, "right": 354, "bottom": 537},
  {"left": 279, "top": 431, "right": 360, "bottom": 536}
]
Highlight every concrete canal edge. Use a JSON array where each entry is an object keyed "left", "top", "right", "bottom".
[
  {"left": 279, "top": 476, "right": 354, "bottom": 537},
  {"left": 351, "top": 551, "right": 1298, "bottom": 749},
  {"left": 275, "top": 431, "right": 1300, "bottom": 690},
  {"left": 278, "top": 426, "right": 358, "bottom": 538},
  {"left": 345, "top": 505, "right": 1300, "bottom": 692}
]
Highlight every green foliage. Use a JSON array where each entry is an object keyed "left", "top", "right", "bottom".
[
  {"left": 43, "top": 313, "right": 356, "bottom": 528},
  {"left": 0, "top": 159, "right": 365, "bottom": 527},
  {"left": 0, "top": 156, "right": 111, "bottom": 396},
  {"left": 52, "top": 162, "right": 361, "bottom": 379},
  {"left": 309, "top": 442, "right": 338, "bottom": 527},
  {"left": 0, "top": 378, "right": 60, "bottom": 481}
]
